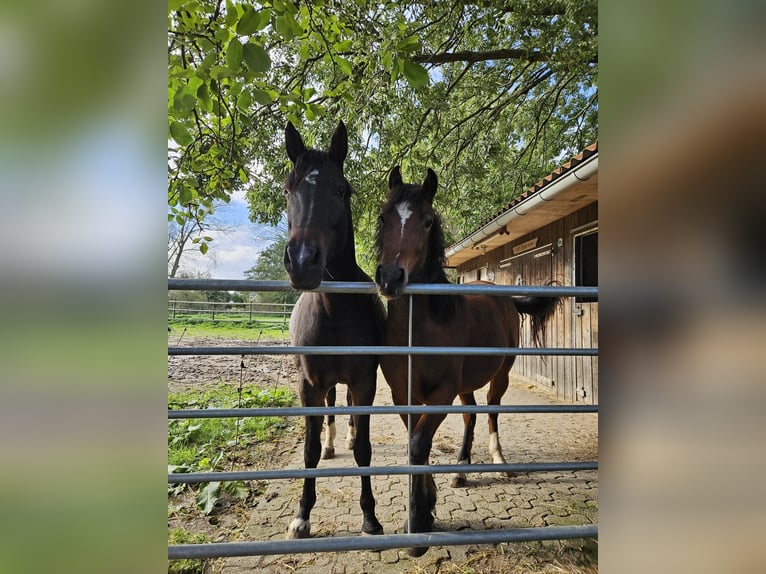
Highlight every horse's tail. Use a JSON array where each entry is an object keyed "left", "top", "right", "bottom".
[{"left": 513, "top": 296, "right": 561, "bottom": 347}]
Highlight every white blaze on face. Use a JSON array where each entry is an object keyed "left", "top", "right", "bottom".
[
  {"left": 304, "top": 169, "right": 319, "bottom": 185},
  {"left": 395, "top": 201, "right": 413, "bottom": 240}
]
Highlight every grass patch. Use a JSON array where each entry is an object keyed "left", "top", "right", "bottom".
[
  {"left": 168, "top": 384, "right": 295, "bottom": 512},
  {"left": 167, "top": 319, "right": 288, "bottom": 341},
  {"left": 168, "top": 528, "right": 210, "bottom": 574}
]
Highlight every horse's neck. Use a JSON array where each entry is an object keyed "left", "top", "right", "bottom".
[
  {"left": 387, "top": 275, "right": 460, "bottom": 324},
  {"left": 324, "top": 222, "right": 361, "bottom": 282}
]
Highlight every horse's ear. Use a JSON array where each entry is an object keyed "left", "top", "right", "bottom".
[
  {"left": 329, "top": 120, "right": 348, "bottom": 166},
  {"left": 285, "top": 122, "right": 305, "bottom": 164},
  {"left": 388, "top": 166, "right": 403, "bottom": 191},
  {"left": 423, "top": 168, "right": 438, "bottom": 202}
]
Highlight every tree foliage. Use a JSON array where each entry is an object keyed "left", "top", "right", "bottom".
[
  {"left": 243, "top": 230, "right": 300, "bottom": 304},
  {"left": 168, "top": 0, "right": 597, "bottom": 273}
]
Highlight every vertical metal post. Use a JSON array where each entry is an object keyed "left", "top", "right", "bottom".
[{"left": 407, "top": 294, "right": 413, "bottom": 534}]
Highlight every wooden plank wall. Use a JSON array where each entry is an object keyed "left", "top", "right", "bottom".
[{"left": 455, "top": 202, "right": 598, "bottom": 403}]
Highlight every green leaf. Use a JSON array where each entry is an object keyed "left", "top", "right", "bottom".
[
  {"left": 172, "top": 89, "right": 196, "bottom": 114},
  {"left": 336, "top": 57, "right": 353, "bottom": 76},
  {"left": 251, "top": 89, "right": 274, "bottom": 105},
  {"left": 239, "top": 169, "right": 248, "bottom": 184},
  {"left": 199, "top": 242, "right": 209, "bottom": 255},
  {"left": 196, "top": 481, "right": 220, "bottom": 515},
  {"left": 243, "top": 43, "right": 270, "bottom": 74},
  {"left": 402, "top": 59, "right": 429, "bottom": 89},
  {"left": 226, "top": 39, "right": 243, "bottom": 71},
  {"left": 179, "top": 184, "right": 193, "bottom": 206},
  {"left": 210, "top": 65, "right": 235, "bottom": 81},
  {"left": 396, "top": 35, "right": 421, "bottom": 53},
  {"left": 197, "top": 53, "right": 216, "bottom": 76},
  {"left": 214, "top": 27, "right": 232, "bottom": 43},
  {"left": 333, "top": 39, "right": 353, "bottom": 51},
  {"left": 275, "top": 13, "right": 301, "bottom": 40},
  {"left": 236, "top": 90, "right": 252, "bottom": 110},
  {"left": 169, "top": 121, "right": 193, "bottom": 146},
  {"left": 197, "top": 83, "right": 211, "bottom": 111},
  {"left": 237, "top": 6, "right": 270, "bottom": 35}
]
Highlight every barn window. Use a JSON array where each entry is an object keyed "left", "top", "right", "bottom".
[{"left": 574, "top": 229, "right": 598, "bottom": 302}]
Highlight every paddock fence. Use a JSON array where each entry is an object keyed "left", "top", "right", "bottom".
[
  {"left": 167, "top": 278, "right": 598, "bottom": 560},
  {"left": 168, "top": 298, "right": 293, "bottom": 329}
]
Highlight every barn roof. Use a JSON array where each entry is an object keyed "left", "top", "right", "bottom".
[{"left": 445, "top": 143, "right": 598, "bottom": 268}]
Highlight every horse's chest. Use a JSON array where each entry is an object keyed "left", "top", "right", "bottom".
[{"left": 291, "top": 295, "right": 377, "bottom": 347}]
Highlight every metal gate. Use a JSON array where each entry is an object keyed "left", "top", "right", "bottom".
[{"left": 167, "top": 279, "right": 598, "bottom": 560}]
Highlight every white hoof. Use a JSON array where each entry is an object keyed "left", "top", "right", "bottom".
[
  {"left": 321, "top": 447, "right": 335, "bottom": 459},
  {"left": 286, "top": 518, "right": 311, "bottom": 539}
]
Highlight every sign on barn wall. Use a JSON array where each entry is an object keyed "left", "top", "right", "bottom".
[{"left": 512, "top": 237, "right": 538, "bottom": 255}]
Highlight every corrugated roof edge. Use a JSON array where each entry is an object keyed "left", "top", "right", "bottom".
[{"left": 447, "top": 142, "right": 598, "bottom": 250}]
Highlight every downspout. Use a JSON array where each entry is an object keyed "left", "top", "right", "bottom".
[{"left": 445, "top": 154, "right": 599, "bottom": 260}]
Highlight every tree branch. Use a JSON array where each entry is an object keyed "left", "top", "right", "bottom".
[{"left": 413, "top": 48, "right": 547, "bottom": 65}]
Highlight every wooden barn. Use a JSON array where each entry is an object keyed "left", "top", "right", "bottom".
[{"left": 445, "top": 144, "right": 598, "bottom": 404}]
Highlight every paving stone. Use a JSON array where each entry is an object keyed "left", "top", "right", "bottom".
[{"left": 221, "top": 374, "right": 598, "bottom": 573}]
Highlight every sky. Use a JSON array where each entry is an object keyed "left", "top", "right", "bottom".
[{"left": 175, "top": 188, "right": 278, "bottom": 280}]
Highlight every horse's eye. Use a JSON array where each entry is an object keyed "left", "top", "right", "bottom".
[
  {"left": 424, "top": 218, "right": 434, "bottom": 229},
  {"left": 378, "top": 215, "right": 385, "bottom": 225}
]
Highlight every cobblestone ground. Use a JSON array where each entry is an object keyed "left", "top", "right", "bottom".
[{"left": 222, "top": 371, "right": 598, "bottom": 573}]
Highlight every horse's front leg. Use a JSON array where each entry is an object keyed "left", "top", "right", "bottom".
[
  {"left": 345, "top": 387, "right": 356, "bottom": 450},
  {"left": 322, "top": 386, "right": 337, "bottom": 459},
  {"left": 349, "top": 375, "right": 383, "bottom": 536},
  {"left": 406, "top": 412, "right": 447, "bottom": 557},
  {"left": 450, "top": 392, "right": 477, "bottom": 488},
  {"left": 286, "top": 378, "right": 324, "bottom": 539}
]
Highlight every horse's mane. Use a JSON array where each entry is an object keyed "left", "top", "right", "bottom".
[{"left": 376, "top": 181, "right": 460, "bottom": 320}]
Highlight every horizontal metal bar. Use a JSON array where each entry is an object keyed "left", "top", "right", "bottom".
[
  {"left": 169, "top": 404, "right": 598, "bottom": 420},
  {"left": 168, "top": 524, "right": 598, "bottom": 559},
  {"left": 168, "top": 345, "right": 598, "bottom": 356},
  {"left": 168, "top": 461, "right": 598, "bottom": 483},
  {"left": 168, "top": 278, "right": 597, "bottom": 299}
]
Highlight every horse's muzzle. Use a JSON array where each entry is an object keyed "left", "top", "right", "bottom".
[
  {"left": 375, "top": 264, "right": 406, "bottom": 298},
  {"left": 284, "top": 240, "right": 324, "bottom": 290}
]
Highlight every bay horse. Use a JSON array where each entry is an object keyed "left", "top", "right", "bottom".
[
  {"left": 282, "top": 121, "right": 385, "bottom": 539},
  {"left": 374, "top": 166, "right": 560, "bottom": 556}
]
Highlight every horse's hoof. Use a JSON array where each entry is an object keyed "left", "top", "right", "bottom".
[
  {"left": 321, "top": 447, "right": 335, "bottom": 459},
  {"left": 449, "top": 474, "right": 467, "bottom": 488},
  {"left": 407, "top": 546, "right": 429, "bottom": 558},
  {"left": 362, "top": 519, "right": 384, "bottom": 536},
  {"left": 503, "top": 471, "right": 517, "bottom": 479},
  {"left": 286, "top": 518, "right": 311, "bottom": 539}
]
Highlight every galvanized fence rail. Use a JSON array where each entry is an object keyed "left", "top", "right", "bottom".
[{"left": 167, "top": 279, "right": 598, "bottom": 560}]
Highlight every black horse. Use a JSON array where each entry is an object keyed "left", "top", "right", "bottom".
[
  {"left": 375, "top": 167, "right": 560, "bottom": 555},
  {"left": 283, "top": 121, "right": 385, "bottom": 539}
]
